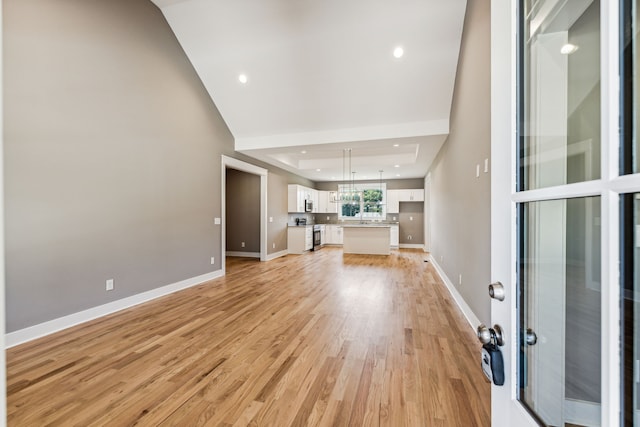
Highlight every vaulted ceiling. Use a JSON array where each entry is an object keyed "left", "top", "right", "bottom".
[{"left": 151, "top": 0, "right": 467, "bottom": 182}]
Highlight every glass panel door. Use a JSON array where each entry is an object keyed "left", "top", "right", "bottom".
[
  {"left": 517, "top": 1, "right": 602, "bottom": 425},
  {"left": 519, "top": 0, "right": 601, "bottom": 191},
  {"left": 519, "top": 197, "right": 601, "bottom": 426}
]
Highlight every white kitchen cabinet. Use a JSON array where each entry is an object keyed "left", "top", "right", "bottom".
[
  {"left": 390, "top": 224, "right": 399, "bottom": 247},
  {"left": 397, "top": 189, "right": 424, "bottom": 202},
  {"left": 311, "top": 189, "right": 319, "bottom": 213},
  {"left": 288, "top": 184, "right": 318, "bottom": 213},
  {"left": 387, "top": 190, "right": 400, "bottom": 213},
  {"left": 325, "top": 225, "right": 343, "bottom": 245},
  {"left": 387, "top": 189, "right": 423, "bottom": 213},
  {"left": 288, "top": 225, "right": 313, "bottom": 254},
  {"left": 288, "top": 185, "right": 304, "bottom": 213},
  {"left": 317, "top": 191, "right": 338, "bottom": 213},
  {"left": 320, "top": 225, "right": 326, "bottom": 245},
  {"left": 305, "top": 226, "right": 313, "bottom": 250}
]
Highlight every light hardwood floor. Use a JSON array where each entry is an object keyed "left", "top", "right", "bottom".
[{"left": 7, "top": 247, "right": 490, "bottom": 426}]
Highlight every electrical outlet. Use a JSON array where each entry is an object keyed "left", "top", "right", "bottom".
[
  {"left": 326, "top": 216, "right": 330, "bottom": 220},
  {"left": 393, "top": 216, "right": 397, "bottom": 221},
  {"left": 459, "top": 274, "right": 462, "bottom": 285},
  {"left": 408, "top": 235, "right": 412, "bottom": 240},
  {"left": 484, "top": 158, "right": 489, "bottom": 173},
  {"left": 269, "top": 217, "right": 273, "bottom": 223},
  {"left": 241, "top": 242, "right": 245, "bottom": 248},
  {"left": 272, "top": 243, "right": 276, "bottom": 249},
  {"left": 214, "top": 217, "right": 221, "bottom": 225},
  {"left": 410, "top": 216, "right": 413, "bottom": 221},
  {"left": 106, "top": 279, "right": 114, "bottom": 291},
  {"left": 210, "top": 257, "right": 215, "bottom": 265},
  {"left": 476, "top": 164, "right": 480, "bottom": 178}
]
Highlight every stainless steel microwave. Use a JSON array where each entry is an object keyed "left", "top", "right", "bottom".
[{"left": 304, "top": 199, "right": 313, "bottom": 212}]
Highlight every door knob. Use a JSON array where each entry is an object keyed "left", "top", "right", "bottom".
[
  {"left": 525, "top": 328, "right": 537, "bottom": 345},
  {"left": 477, "top": 324, "right": 491, "bottom": 344},
  {"left": 488, "top": 282, "right": 505, "bottom": 301},
  {"left": 477, "top": 324, "right": 505, "bottom": 346}
]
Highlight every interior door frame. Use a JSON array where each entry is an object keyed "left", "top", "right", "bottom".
[
  {"left": 490, "top": 0, "right": 623, "bottom": 425},
  {"left": 221, "top": 155, "right": 268, "bottom": 274}
]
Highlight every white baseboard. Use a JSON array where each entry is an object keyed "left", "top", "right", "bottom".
[
  {"left": 428, "top": 255, "right": 481, "bottom": 329},
  {"left": 6, "top": 269, "right": 224, "bottom": 348},
  {"left": 399, "top": 244, "right": 425, "bottom": 249},
  {"left": 265, "top": 249, "right": 288, "bottom": 261},
  {"left": 226, "top": 251, "right": 260, "bottom": 258},
  {"left": 564, "top": 399, "right": 600, "bottom": 427}
]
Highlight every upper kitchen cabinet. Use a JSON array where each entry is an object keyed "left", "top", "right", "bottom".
[
  {"left": 387, "top": 190, "right": 400, "bottom": 214},
  {"left": 317, "top": 191, "right": 338, "bottom": 214},
  {"left": 387, "top": 189, "right": 424, "bottom": 213},
  {"left": 287, "top": 184, "right": 318, "bottom": 213},
  {"left": 397, "top": 189, "right": 424, "bottom": 202}
]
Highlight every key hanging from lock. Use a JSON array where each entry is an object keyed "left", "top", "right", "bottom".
[{"left": 478, "top": 324, "right": 505, "bottom": 386}]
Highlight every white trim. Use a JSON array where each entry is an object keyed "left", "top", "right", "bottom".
[
  {"left": 511, "top": 180, "right": 602, "bottom": 203},
  {"left": 225, "top": 251, "right": 260, "bottom": 258},
  {"left": 234, "top": 120, "right": 449, "bottom": 151},
  {"left": 428, "top": 255, "right": 481, "bottom": 330},
  {"left": 5, "top": 270, "right": 223, "bottom": 348},
  {"left": 221, "top": 155, "right": 269, "bottom": 272},
  {"left": 601, "top": 0, "right": 621, "bottom": 425},
  {"left": 0, "top": 1, "right": 6, "bottom": 421},
  {"left": 564, "top": 399, "right": 601, "bottom": 427},
  {"left": 609, "top": 173, "right": 640, "bottom": 194},
  {"left": 221, "top": 155, "right": 268, "bottom": 176},
  {"left": 265, "top": 249, "right": 288, "bottom": 261},
  {"left": 399, "top": 243, "right": 425, "bottom": 249}
]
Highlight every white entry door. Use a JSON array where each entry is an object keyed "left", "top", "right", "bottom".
[{"left": 489, "top": 0, "right": 636, "bottom": 425}]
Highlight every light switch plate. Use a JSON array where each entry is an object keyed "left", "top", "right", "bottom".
[{"left": 214, "top": 217, "right": 221, "bottom": 225}]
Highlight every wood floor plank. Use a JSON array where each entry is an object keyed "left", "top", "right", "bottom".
[{"left": 7, "top": 247, "right": 490, "bottom": 426}]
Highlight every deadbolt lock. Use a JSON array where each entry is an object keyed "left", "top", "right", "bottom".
[{"left": 488, "top": 282, "right": 505, "bottom": 301}]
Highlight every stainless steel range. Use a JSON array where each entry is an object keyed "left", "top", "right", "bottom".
[{"left": 312, "top": 224, "right": 322, "bottom": 251}]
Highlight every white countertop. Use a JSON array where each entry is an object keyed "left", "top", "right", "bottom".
[{"left": 341, "top": 224, "right": 391, "bottom": 228}]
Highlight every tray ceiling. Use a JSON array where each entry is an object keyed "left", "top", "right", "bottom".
[{"left": 151, "top": 0, "right": 467, "bottom": 181}]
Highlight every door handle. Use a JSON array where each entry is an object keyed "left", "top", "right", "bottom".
[
  {"left": 477, "top": 324, "right": 492, "bottom": 344},
  {"left": 477, "top": 324, "right": 504, "bottom": 346}
]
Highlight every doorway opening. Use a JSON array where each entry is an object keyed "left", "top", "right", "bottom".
[{"left": 221, "top": 155, "right": 268, "bottom": 275}]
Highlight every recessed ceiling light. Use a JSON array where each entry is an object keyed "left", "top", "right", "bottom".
[
  {"left": 316, "top": 169, "right": 321, "bottom": 172},
  {"left": 396, "top": 174, "right": 401, "bottom": 177},
  {"left": 393, "top": 46, "right": 404, "bottom": 59},
  {"left": 393, "top": 144, "right": 400, "bottom": 147},
  {"left": 560, "top": 43, "right": 579, "bottom": 55},
  {"left": 238, "top": 74, "right": 248, "bottom": 84},
  {"left": 394, "top": 164, "right": 400, "bottom": 168},
  {"left": 301, "top": 150, "right": 307, "bottom": 154}
]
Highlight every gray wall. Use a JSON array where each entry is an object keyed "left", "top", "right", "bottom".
[
  {"left": 427, "top": 0, "right": 491, "bottom": 324},
  {"left": 398, "top": 202, "right": 423, "bottom": 245},
  {"left": 267, "top": 172, "right": 289, "bottom": 254},
  {"left": 225, "top": 169, "right": 260, "bottom": 253},
  {"left": 3, "top": 0, "right": 303, "bottom": 332}
]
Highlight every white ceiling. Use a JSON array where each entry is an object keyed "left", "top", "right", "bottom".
[{"left": 151, "top": 0, "right": 467, "bottom": 182}]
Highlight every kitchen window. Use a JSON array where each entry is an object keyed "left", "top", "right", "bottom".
[{"left": 338, "top": 183, "right": 386, "bottom": 220}]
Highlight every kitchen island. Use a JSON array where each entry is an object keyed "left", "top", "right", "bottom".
[{"left": 342, "top": 224, "right": 391, "bottom": 255}]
